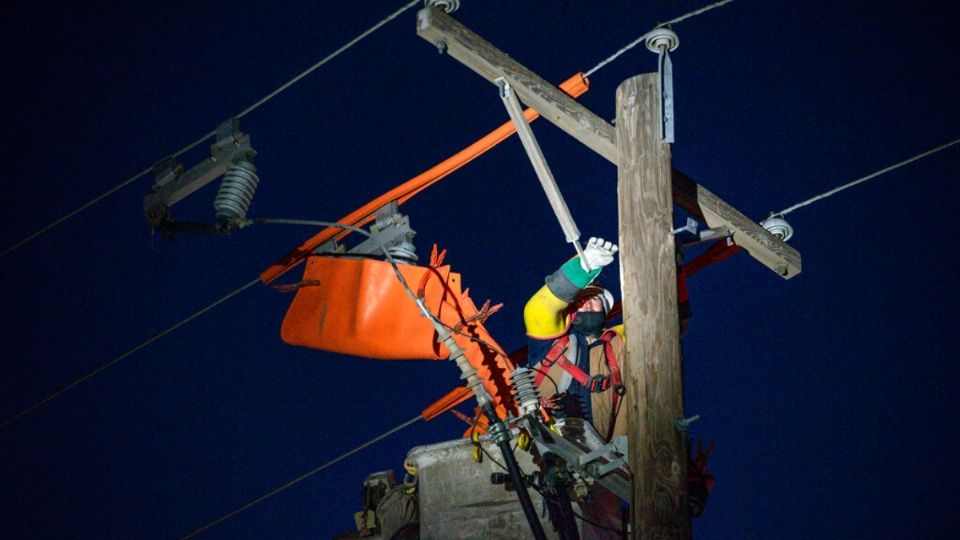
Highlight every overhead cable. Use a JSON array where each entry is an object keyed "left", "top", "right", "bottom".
[
  {"left": 0, "top": 0, "right": 421, "bottom": 258},
  {"left": 180, "top": 414, "right": 423, "bottom": 539},
  {"left": 0, "top": 128, "right": 217, "bottom": 259},
  {"left": 234, "top": 0, "right": 420, "bottom": 118},
  {"left": 774, "top": 137, "right": 960, "bottom": 217},
  {"left": 584, "top": 0, "right": 736, "bottom": 78},
  {"left": 0, "top": 216, "right": 444, "bottom": 428},
  {"left": 0, "top": 278, "right": 261, "bottom": 428}
]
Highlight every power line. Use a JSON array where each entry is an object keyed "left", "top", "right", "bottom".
[
  {"left": 236, "top": 0, "right": 420, "bottom": 118},
  {"left": 0, "top": 216, "right": 430, "bottom": 428},
  {"left": 584, "top": 0, "right": 735, "bottom": 78},
  {"left": 0, "top": 278, "right": 261, "bottom": 428},
  {"left": 0, "top": 132, "right": 214, "bottom": 259},
  {"left": 0, "top": 0, "right": 421, "bottom": 259},
  {"left": 774, "top": 138, "right": 960, "bottom": 217},
  {"left": 181, "top": 414, "right": 423, "bottom": 539},
  {"left": 1, "top": 0, "right": 734, "bottom": 419}
]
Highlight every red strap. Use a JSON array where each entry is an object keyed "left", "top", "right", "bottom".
[
  {"left": 598, "top": 330, "right": 623, "bottom": 390},
  {"left": 677, "top": 271, "right": 690, "bottom": 304},
  {"left": 682, "top": 241, "right": 743, "bottom": 276},
  {"left": 534, "top": 331, "right": 625, "bottom": 441},
  {"left": 598, "top": 329, "right": 624, "bottom": 440},
  {"left": 557, "top": 356, "right": 591, "bottom": 387},
  {"left": 533, "top": 334, "right": 596, "bottom": 389},
  {"left": 534, "top": 335, "right": 571, "bottom": 387}
]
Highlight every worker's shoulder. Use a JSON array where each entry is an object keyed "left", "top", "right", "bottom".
[{"left": 607, "top": 324, "right": 625, "bottom": 341}]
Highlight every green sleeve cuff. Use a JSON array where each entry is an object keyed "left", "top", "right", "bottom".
[
  {"left": 561, "top": 257, "right": 601, "bottom": 288},
  {"left": 544, "top": 257, "right": 602, "bottom": 303}
]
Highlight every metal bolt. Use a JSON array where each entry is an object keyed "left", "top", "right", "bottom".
[{"left": 674, "top": 414, "right": 700, "bottom": 431}]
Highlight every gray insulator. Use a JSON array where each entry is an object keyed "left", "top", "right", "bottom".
[
  {"left": 425, "top": 0, "right": 459, "bottom": 13},
  {"left": 760, "top": 215, "right": 794, "bottom": 242},
  {"left": 511, "top": 367, "right": 541, "bottom": 416},
  {"left": 214, "top": 160, "right": 259, "bottom": 221},
  {"left": 386, "top": 241, "right": 418, "bottom": 264}
]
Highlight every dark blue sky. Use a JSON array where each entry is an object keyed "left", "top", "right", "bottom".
[{"left": 2, "top": 1, "right": 958, "bottom": 538}]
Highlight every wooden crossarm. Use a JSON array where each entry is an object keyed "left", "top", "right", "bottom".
[{"left": 417, "top": 6, "right": 801, "bottom": 279}]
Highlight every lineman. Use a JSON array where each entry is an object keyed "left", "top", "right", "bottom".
[{"left": 523, "top": 237, "right": 625, "bottom": 442}]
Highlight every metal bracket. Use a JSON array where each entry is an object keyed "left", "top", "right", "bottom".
[
  {"left": 673, "top": 217, "right": 699, "bottom": 236},
  {"left": 143, "top": 118, "right": 255, "bottom": 228},
  {"left": 646, "top": 28, "right": 679, "bottom": 143},
  {"left": 519, "top": 416, "right": 630, "bottom": 501},
  {"left": 678, "top": 225, "right": 731, "bottom": 247},
  {"left": 674, "top": 414, "right": 700, "bottom": 432},
  {"left": 659, "top": 47, "right": 675, "bottom": 143},
  {"left": 337, "top": 202, "right": 418, "bottom": 262}
]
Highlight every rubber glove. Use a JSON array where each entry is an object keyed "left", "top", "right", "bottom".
[{"left": 580, "top": 237, "right": 619, "bottom": 272}]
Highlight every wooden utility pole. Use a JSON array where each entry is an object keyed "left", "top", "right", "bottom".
[
  {"left": 416, "top": 6, "right": 803, "bottom": 538},
  {"left": 617, "top": 74, "right": 689, "bottom": 538}
]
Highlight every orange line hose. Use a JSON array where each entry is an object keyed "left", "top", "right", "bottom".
[{"left": 260, "top": 73, "right": 590, "bottom": 284}]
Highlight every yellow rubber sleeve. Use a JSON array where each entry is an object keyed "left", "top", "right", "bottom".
[{"left": 523, "top": 284, "right": 570, "bottom": 339}]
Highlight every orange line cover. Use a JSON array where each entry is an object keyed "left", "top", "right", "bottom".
[{"left": 260, "top": 73, "right": 590, "bottom": 284}]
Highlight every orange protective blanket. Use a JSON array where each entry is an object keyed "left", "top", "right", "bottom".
[
  {"left": 281, "top": 256, "right": 461, "bottom": 360},
  {"left": 281, "top": 255, "right": 516, "bottom": 415}
]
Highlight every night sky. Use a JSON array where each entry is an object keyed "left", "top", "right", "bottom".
[{"left": 2, "top": 1, "right": 959, "bottom": 538}]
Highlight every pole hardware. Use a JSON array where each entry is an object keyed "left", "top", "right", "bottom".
[
  {"left": 760, "top": 214, "right": 794, "bottom": 242},
  {"left": 646, "top": 27, "right": 679, "bottom": 143},
  {"left": 674, "top": 217, "right": 732, "bottom": 246},
  {"left": 424, "top": 0, "right": 459, "bottom": 13},
  {"left": 674, "top": 414, "right": 701, "bottom": 432},
  {"left": 143, "top": 118, "right": 258, "bottom": 237},
  {"left": 673, "top": 216, "right": 699, "bottom": 236},
  {"left": 508, "top": 368, "right": 631, "bottom": 501},
  {"left": 331, "top": 201, "right": 420, "bottom": 263},
  {"left": 496, "top": 77, "right": 586, "bottom": 261}
]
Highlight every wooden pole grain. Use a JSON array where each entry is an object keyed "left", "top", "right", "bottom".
[{"left": 616, "top": 73, "right": 690, "bottom": 539}]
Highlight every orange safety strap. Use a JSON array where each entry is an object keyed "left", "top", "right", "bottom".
[{"left": 260, "top": 73, "right": 590, "bottom": 284}]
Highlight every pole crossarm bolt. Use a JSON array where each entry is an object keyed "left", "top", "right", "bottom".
[{"left": 674, "top": 414, "right": 701, "bottom": 431}]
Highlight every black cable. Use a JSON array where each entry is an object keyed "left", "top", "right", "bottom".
[
  {"left": 529, "top": 483, "right": 626, "bottom": 535},
  {"left": 467, "top": 412, "right": 508, "bottom": 472},
  {"left": 483, "top": 402, "right": 547, "bottom": 540},
  {"left": 531, "top": 365, "right": 560, "bottom": 394}
]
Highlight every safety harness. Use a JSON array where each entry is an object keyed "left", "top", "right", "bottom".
[{"left": 534, "top": 328, "right": 625, "bottom": 440}]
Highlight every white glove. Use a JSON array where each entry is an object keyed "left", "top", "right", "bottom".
[{"left": 580, "top": 237, "right": 618, "bottom": 272}]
